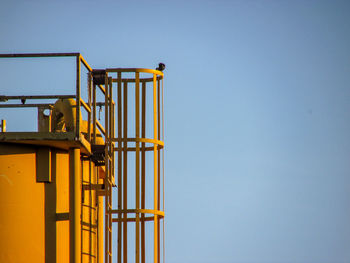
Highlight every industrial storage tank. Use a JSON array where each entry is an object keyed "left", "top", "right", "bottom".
[
  {"left": 0, "top": 101, "right": 105, "bottom": 263},
  {"left": 0, "top": 53, "right": 165, "bottom": 263},
  {"left": 0, "top": 142, "right": 104, "bottom": 263}
]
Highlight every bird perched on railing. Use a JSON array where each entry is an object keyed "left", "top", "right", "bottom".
[{"left": 156, "top": 63, "right": 165, "bottom": 72}]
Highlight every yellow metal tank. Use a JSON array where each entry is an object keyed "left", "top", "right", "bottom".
[
  {"left": 0, "top": 140, "right": 104, "bottom": 263},
  {"left": 0, "top": 95, "right": 105, "bottom": 263},
  {"left": 0, "top": 53, "right": 166, "bottom": 263},
  {"left": 0, "top": 143, "right": 46, "bottom": 262}
]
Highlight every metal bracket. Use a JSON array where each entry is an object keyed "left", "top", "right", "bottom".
[
  {"left": 91, "top": 144, "right": 106, "bottom": 166},
  {"left": 56, "top": 212, "right": 69, "bottom": 221},
  {"left": 92, "top": 69, "right": 106, "bottom": 85}
]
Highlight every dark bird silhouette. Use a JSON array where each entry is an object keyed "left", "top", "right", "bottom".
[
  {"left": 156, "top": 63, "right": 165, "bottom": 72},
  {"left": 21, "top": 98, "right": 26, "bottom": 104}
]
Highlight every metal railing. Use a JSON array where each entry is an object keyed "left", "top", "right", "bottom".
[
  {"left": 0, "top": 53, "right": 165, "bottom": 263},
  {"left": 106, "top": 68, "right": 165, "bottom": 263},
  {"left": 0, "top": 53, "right": 109, "bottom": 144},
  {"left": 0, "top": 52, "right": 116, "bottom": 263}
]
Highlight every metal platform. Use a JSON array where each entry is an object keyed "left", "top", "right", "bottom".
[{"left": 0, "top": 131, "right": 91, "bottom": 154}]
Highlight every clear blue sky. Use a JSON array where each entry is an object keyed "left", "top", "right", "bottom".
[{"left": 1, "top": 0, "right": 350, "bottom": 263}]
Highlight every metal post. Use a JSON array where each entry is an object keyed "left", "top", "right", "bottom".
[
  {"left": 69, "top": 147, "right": 81, "bottom": 263},
  {"left": 1, "top": 119, "right": 6, "bottom": 132},
  {"left": 117, "top": 72, "right": 122, "bottom": 263},
  {"left": 108, "top": 77, "right": 113, "bottom": 263},
  {"left": 157, "top": 79, "right": 161, "bottom": 262},
  {"left": 153, "top": 74, "right": 158, "bottom": 263},
  {"left": 104, "top": 74, "right": 110, "bottom": 263},
  {"left": 135, "top": 72, "right": 140, "bottom": 263},
  {"left": 123, "top": 81, "right": 128, "bottom": 263},
  {"left": 141, "top": 81, "right": 146, "bottom": 263},
  {"left": 93, "top": 84, "right": 97, "bottom": 144},
  {"left": 162, "top": 77, "right": 165, "bottom": 263},
  {"left": 87, "top": 72, "right": 92, "bottom": 142},
  {"left": 76, "top": 55, "right": 81, "bottom": 139}
]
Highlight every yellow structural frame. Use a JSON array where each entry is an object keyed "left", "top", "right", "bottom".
[
  {"left": 0, "top": 53, "right": 165, "bottom": 263},
  {"left": 106, "top": 68, "right": 165, "bottom": 263}
]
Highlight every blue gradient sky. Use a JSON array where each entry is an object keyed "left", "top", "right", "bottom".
[{"left": 1, "top": 0, "right": 350, "bottom": 262}]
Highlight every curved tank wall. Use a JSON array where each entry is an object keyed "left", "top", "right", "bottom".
[
  {"left": 0, "top": 143, "right": 45, "bottom": 262},
  {"left": 0, "top": 142, "right": 103, "bottom": 263}
]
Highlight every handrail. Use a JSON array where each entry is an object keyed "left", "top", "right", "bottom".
[
  {"left": 80, "top": 55, "right": 92, "bottom": 72},
  {"left": 0, "top": 103, "right": 53, "bottom": 108},
  {"left": 111, "top": 76, "right": 163, "bottom": 83},
  {"left": 0, "top": 53, "right": 80, "bottom": 58},
  {"left": 106, "top": 68, "right": 164, "bottom": 76},
  {"left": 80, "top": 98, "right": 91, "bottom": 113},
  {"left": 0, "top": 95, "right": 76, "bottom": 100}
]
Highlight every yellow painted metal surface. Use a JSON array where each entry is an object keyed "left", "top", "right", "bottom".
[
  {"left": 56, "top": 150, "right": 70, "bottom": 263},
  {"left": 69, "top": 148, "right": 81, "bottom": 263},
  {"left": 0, "top": 143, "right": 102, "bottom": 263},
  {"left": 0, "top": 53, "right": 165, "bottom": 263},
  {"left": 107, "top": 68, "right": 165, "bottom": 263},
  {"left": 0, "top": 144, "right": 45, "bottom": 263}
]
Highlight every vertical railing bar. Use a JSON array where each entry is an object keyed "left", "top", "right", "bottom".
[
  {"left": 135, "top": 72, "right": 140, "bottom": 263},
  {"left": 111, "top": 98, "right": 115, "bottom": 184},
  {"left": 93, "top": 84, "right": 97, "bottom": 144},
  {"left": 162, "top": 77, "right": 165, "bottom": 263},
  {"left": 112, "top": 91, "right": 116, "bottom": 263},
  {"left": 153, "top": 73, "right": 158, "bottom": 263},
  {"left": 108, "top": 77, "right": 113, "bottom": 263},
  {"left": 123, "top": 81, "right": 128, "bottom": 263},
  {"left": 161, "top": 79, "right": 165, "bottom": 207},
  {"left": 76, "top": 55, "right": 81, "bottom": 139},
  {"left": 117, "top": 72, "right": 122, "bottom": 263},
  {"left": 109, "top": 77, "right": 113, "bottom": 156},
  {"left": 76, "top": 54, "right": 82, "bottom": 263},
  {"left": 112, "top": 89, "right": 116, "bottom": 187},
  {"left": 104, "top": 73, "right": 109, "bottom": 263},
  {"left": 157, "top": 78, "right": 161, "bottom": 263},
  {"left": 87, "top": 72, "right": 92, "bottom": 142},
  {"left": 141, "top": 80, "right": 146, "bottom": 263}
]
